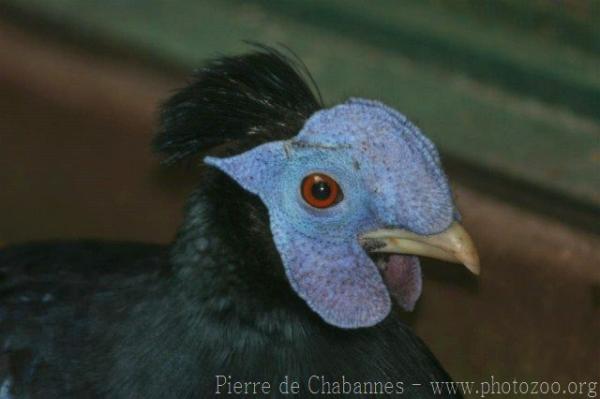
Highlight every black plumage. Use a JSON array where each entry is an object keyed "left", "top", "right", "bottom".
[
  {"left": 154, "top": 45, "right": 323, "bottom": 162},
  {"left": 0, "top": 47, "right": 461, "bottom": 398}
]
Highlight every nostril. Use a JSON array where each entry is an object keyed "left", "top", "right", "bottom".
[{"left": 359, "top": 237, "right": 386, "bottom": 252}]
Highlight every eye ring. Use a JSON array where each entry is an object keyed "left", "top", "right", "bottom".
[{"left": 301, "top": 173, "right": 343, "bottom": 209}]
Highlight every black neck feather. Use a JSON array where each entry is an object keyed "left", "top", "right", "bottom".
[{"left": 168, "top": 167, "right": 313, "bottom": 328}]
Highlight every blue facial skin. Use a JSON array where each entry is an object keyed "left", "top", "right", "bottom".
[{"left": 205, "top": 98, "right": 456, "bottom": 329}]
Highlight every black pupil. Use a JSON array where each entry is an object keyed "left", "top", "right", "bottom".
[{"left": 311, "top": 180, "right": 331, "bottom": 200}]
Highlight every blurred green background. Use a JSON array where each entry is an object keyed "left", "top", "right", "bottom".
[
  {"left": 2, "top": 0, "right": 599, "bottom": 224},
  {"left": 0, "top": 1, "right": 598, "bottom": 397}
]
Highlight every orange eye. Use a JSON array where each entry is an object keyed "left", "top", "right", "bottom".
[{"left": 301, "top": 173, "right": 343, "bottom": 209}]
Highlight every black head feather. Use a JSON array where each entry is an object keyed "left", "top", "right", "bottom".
[{"left": 154, "top": 45, "right": 324, "bottom": 163}]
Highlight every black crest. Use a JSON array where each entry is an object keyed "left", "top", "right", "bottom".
[{"left": 154, "top": 45, "right": 324, "bottom": 164}]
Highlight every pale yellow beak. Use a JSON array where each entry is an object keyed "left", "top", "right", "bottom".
[{"left": 359, "top": 221, "right": 480, "bottom": 275}]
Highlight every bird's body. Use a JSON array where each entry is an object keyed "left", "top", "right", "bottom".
[
  {"left": 0, "top": 172, "right": 455, "bottom": 398},
  {"left": 0, "top": 47, "right": 476, "bottom": 398}
]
